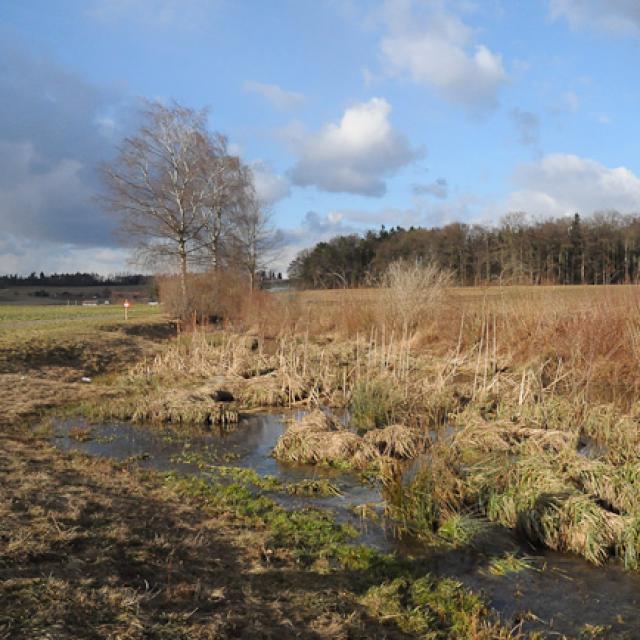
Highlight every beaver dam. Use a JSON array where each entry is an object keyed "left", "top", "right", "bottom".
[{"left": 52, "top": 411, "right": 640, "bottom": 638}]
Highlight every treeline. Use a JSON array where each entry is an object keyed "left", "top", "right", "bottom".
[
  {"left": 0, "top": 272, "right": 150, "bottom": 287},
  {"left": 289, "top": 211, "right": 640, "bottom": 287}
]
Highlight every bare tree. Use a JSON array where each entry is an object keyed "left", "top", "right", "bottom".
[
  {"left": 100, "top": 100, "right": 219, "bottom": 312},
  {"left": 231, "top": 191, "right": 278, "bottom": 290},
  {"left": 197, "top": 135, "right": 251, "bottom": 271}
]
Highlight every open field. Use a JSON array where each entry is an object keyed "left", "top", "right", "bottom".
[
  {"left": 0, "top": 304, "right": 171, "bottom": 428},
  {"left": 3, "top": 283, "right": 640, "bottom": 638},
  {"left": 291, "top": 283, "right": 640, "bottom": 312},
  {"left": 0, "top": 284, "right": 152, "bottom": 305}
]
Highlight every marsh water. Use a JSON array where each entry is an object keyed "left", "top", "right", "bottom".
[{"left": 52, "top": 413, "right": 640, "bottom": 638}]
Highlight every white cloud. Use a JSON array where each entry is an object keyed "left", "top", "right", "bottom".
[
  {"left": 549, "top": 0, "right": 640, "bottom": 35},
  {"left": 379, "top": 0, "right": 507, "bottom": 111},
  {"left": 250, "top": 161, "right": 291, "bottom": 205},
  {"left": 327, "top": 207, "right": 423, "bottom": 227},
  {"left": 244, "top": 81, "right": 305, "bottom": 111},
  {"left": 505, "top": 153, "right": 640, "bottom": 216},
  {"left": 0, "top": 42, "right": 144, "bottom": 273},
  {"left": 593, "top": 112, "right": 612, "bottom": 125},
  {"left": 287, "top": 97, "right": 421, "bottom": 196},
  {"left": 272, "top": 211, "right": 355, "bottom": 272},
  {"left": 274, "top": 207, "right": 427, "bottom": 273}
]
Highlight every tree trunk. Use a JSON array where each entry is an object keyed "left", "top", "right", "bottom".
[{"left": 178, "top": 238, "right": 188, "bottom": 316}]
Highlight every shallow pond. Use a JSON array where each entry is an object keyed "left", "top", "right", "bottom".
[{"left": 52, "top": 413, "right": 640, "bottom": 638}]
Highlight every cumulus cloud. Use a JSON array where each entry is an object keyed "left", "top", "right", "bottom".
[
  {"left": 510, "top": 108, "right": 540, "bottom": 147},
  {"left": 287, "top": 97, "right": 421, "bottom": 196},
  {"left": 549, "top": 0, "right": 640, "bottom": 35},
  {"left": 413, "top": 177, "right": 448, "bottom": 198},
  {"left": 505, "top": 153, "right": 640, "bottom": 216},
  {"left": 244, "top": 81, "right": 305, "bottom": 111},
  {"left": 379, "top": 0, "right": 507, "bottom": 111},
  {"left": 0, "top": 42, "right": 134, "bottom": 273},
  {"left": 250, "top": 161, "right": 291, "bottom": 205}
]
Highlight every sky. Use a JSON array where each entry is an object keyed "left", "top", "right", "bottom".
[{"left": 1, "top": 0, "right": 640, "bottom": 275}]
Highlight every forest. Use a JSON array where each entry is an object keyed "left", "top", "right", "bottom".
[
  {"left": 0, "top": 272, "right": 149, "bottom": 287},
  {"left": 288, "top": 211, "right": 640, "bottom": 288}
]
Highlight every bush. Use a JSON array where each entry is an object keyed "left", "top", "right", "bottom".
[
  {"left": 378, "top": 260, "right": 453, "bottom": 334},
  {"left": 156, "top": 270, "right": 248, "bottom": 321},
  {"left": 156, "top": 270, "right": 297, "bottom": 336}
]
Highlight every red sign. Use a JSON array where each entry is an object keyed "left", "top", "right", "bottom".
[{"left": 123, "top": 300, "right": 130, "bottom": 308}]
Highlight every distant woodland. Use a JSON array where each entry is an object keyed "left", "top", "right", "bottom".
[
  {"left": 0, "top": 273, "right": 150, "bottom": 287},
  {"left": 288, "top": 212, "right": 640, "bottom": 288}
]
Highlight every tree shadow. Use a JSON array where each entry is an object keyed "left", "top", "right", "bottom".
[{"left": 0, "top": 437, "right": 415, "bottom": 639}]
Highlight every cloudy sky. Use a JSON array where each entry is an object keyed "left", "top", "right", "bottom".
[{"left": 2, "top": 0, "right": 640, "bottom": 274}]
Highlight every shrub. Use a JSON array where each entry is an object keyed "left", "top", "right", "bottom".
[{"left": 378, "top": 260, "right": 453, "bottom": 334}]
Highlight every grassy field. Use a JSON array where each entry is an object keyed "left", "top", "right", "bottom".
[
  {"left": 0, "top": 283, "right": 151, "bottom": 305},
  {"left": 0, "top": 304, "right": 171, "bottom": 429},
  {"left": 0, "top": 299, "right": 162, "bottom": 325},
  {"left": 3, "top": 282, "right": 640, "bottom": 638}
]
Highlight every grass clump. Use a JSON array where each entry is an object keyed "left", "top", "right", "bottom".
[
  {"left": 390, "top": 398, "right": 640, "bottom": 568},
  {"left": 363, "top": 423, "right": 424, "bottom": 459},
  {"left": 486, "top": 553, "right": 535, "bottom": 577},
  {"left": 437, "top": 514, "right": 490, "bottom": 547},
  {"left": 360, "top": 575, "right": 516, "bottom": 639},
  {"left": 350, "top": 375, "right": 399, "bottom": 429},
  {"left": 272, "top": 410, "right": 365, "bottom": 468},
  {"left": 274, "top": 409, "right": 425, "bottom": 471}
]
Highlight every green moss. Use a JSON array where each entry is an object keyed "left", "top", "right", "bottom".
[{"left": 165, "top": 474, "right": 354, "bottom": 563}]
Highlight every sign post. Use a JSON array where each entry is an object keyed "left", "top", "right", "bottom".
[{"left": 123, "top": 299, "right": 130, "bottom": 320}]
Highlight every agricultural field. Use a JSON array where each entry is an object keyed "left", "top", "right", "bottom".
[
  {"left": 2, "top": 282, "right": 640, "bottom": 638},
  {"left": 0, "top": 283, "right": 152, "bottom": 305}
]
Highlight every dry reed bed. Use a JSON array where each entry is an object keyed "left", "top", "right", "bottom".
[{"left": 105, "top": 328, "right": 470, "bottom": 430}]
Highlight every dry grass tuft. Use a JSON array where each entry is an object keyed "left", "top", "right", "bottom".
[
  {"left": 272, "top": 410, "right": 364, "bottom": 467},
  {"left": 362, "top": 424, "right": 423, "bottom": 459}
]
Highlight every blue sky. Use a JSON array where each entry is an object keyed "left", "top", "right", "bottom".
[{"left": 1, "top": 0, "right": 640, "bottom": 274}]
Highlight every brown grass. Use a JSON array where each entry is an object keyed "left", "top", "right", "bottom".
[{"left": 273, "top": 410, "right": 425, "bottom": 469}]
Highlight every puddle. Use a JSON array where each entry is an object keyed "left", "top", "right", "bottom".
[
  {"left": 52, "top": 414, "right": 640, "bottom": 638},
  {"left": 53, "top": 414, "right": 388, "bottom": 544}
]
